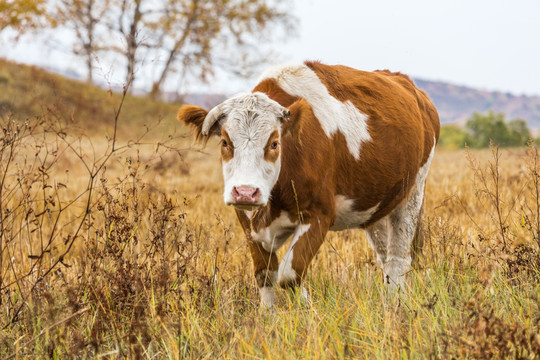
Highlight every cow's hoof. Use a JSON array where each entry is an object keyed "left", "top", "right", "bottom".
[
  {"left": 300, "top": 286, "right": 312, "bottom": 306},
  {"left": 259, "top": 287, "right": 277, "bottom": 309},
  {"left": 383, "top": 259, "right": 409, "bottom": 289}
]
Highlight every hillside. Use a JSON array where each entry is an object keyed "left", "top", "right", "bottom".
[
  {"left": 0, "top": 59, "right": 180, "bottom": 138},
  {"left": 415, "top": 79, "right": 540, "bottom": 129}
]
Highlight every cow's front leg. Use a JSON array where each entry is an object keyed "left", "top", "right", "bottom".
[
  {"left": 277, "top": 214, "right": 331, "bottom": 290},
  {"left": 236, "top": 209, "right": 280, "bottom": 308},
  {"left": 248, "top": 240, "right": 279, "bottom": 308}
]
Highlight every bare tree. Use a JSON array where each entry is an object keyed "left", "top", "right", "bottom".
[
  {"left": 147, "top": 0, "right": 209, "bottom": 97},
  {"left": 148, "top": 0, "right": 293, "bottom": 97},
  {"left": 25, "top": 0, "right": 293, "bottom": 94},
  {"left": 103, "top": 0, "right": 293, "bottom": 96},
  {"left": 108, "top": 0, "right": 149, "bottom": 88},
  {"left": 55, "top": 0, "right": 109, "bottom": 83}
]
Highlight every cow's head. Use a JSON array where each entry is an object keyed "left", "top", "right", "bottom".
[{"left": 178, "top": 92, "right": 290, "bottom": 210}]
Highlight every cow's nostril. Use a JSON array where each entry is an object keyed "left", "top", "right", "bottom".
[{"left": 232, "top": 186, "right": 260, "bottom": 204}]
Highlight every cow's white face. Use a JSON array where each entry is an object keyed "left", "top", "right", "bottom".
[{"left": 210, "top": 93, "right": 289, "bottom": 210}]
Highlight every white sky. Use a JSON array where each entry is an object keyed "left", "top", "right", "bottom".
[{"left": 3, "top": 0, "right": 540, "bottom": 96}]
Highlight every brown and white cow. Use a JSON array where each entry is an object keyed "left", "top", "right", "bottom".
[{"left": 178, "top": 61, "right": 440, "bottom": 307}]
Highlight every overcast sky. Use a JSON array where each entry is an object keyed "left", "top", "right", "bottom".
[{"left": 3, "top": 0, "right": 540, "bottom": 96}]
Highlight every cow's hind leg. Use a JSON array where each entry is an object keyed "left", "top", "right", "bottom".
[
  {"left": 365, "top": 216, "right": 390, "bottom": 269},
  {"left": 366, "top": 202, "right": 421, "bottom": 289},
  {"left": 384, "top": 194, "right": 423, "bottom": 288},
  {"left": 385, "top": 152, "right": 433, "bottom": 288}
]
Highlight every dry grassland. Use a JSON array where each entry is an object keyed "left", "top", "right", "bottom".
[{"left": 1, "top": 110, "right": 539, "bottom": 359}]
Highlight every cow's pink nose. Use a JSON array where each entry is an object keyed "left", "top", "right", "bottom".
[{"left": 232, "top": 186, "right": 261, "bottom": 204}]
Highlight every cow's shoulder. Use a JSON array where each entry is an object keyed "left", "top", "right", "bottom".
[{"left": 252, "top": 78, "right": 298, "bottom": 107}]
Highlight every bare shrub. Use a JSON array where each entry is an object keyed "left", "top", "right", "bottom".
[
  {"left": 456, "top": 143, "right": 540, "bottom": 280},
  {"left": 511, "top": 143, "right": 540, "bottom": 279},
  {"left": 0, "top": 85, "right": 210, "bottom": 357},
  {"left": 434, "top": 144, "right": 540, "bottom": 359}
]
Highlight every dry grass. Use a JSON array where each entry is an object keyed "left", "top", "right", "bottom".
[{"left": 1, "top": 84, "right": 539, "bottom": 359}]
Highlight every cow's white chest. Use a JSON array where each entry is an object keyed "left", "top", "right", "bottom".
[
  {"left": 250, "top": 211, "right": 297, "bottom": 252},
  {"left": 331, "top": 195, "right": 380, "bottom": 231}
]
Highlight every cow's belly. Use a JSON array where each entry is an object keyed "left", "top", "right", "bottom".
[{"left": 331, "top": 195, "right": 380, "bottom": 231}]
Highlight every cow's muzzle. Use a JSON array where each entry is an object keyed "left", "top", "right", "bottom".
[{"left": 230, "top": 185, "right": 262, "bottom": 210}]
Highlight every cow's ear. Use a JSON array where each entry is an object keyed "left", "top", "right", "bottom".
[
  {"left": 279, "top": 108, "right": 290, "bottom": 123},
  {"left": 177, "top": 105, "right": 220, "bottom": 144},
  {"left": 281, "top": 100, "right": 306, "bottom": 140}
]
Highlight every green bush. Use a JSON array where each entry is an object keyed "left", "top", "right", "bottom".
[
  {"left": 507, "top": 118, "right": 532, "bottom": 146},
  {"left": 438, "top": 125, "right": 468, "bottom": 150},
  {"left": 465, "top": 111, "right": 532, "bottom": 148},
  {"left": 439, "top": 111, "right": 533, "bottom": 149}
]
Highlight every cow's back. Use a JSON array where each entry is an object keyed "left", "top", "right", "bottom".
[{"left": 255, "top": 62, "right": 440, "bottom": 227}]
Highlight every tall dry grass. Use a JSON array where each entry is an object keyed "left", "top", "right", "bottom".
[{"left": 1, "top": 94, "right": 539, "bottom": 358}]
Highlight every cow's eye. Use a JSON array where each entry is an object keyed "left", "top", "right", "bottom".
[
  {"left": 222, "top": 139, "right": 228, "bottom": 147},
  {"left": 271, "top": 141, "right": 278, "bottom": 150}
]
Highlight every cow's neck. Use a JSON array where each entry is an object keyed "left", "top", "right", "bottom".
[{"left": 246, "top": 160, "right": 305, "bottom": 236}]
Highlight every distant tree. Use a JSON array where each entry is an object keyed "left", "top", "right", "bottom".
[
  {"left": 55, "top": 0, "right": 110, "bottom": 83},
  {"left": 147, "top": 0, "right": 292, "bottom": 97},
  {"left": 438, "top": 125, "right": 468, "bottom": 150},
  {"left": 465, "top": 110, "right": 533, "bottom": 148},
  {"left": 2, "top": 0, "right": 293, "bottom": 95},
  {"left": 104, "top": 0, "right": 293, "bottom": 95},
  {"left": 0, "top": 0, "right": 50, "bottom": 36},
  {"left": 507, "top": 118, "right": 532, "bottom": 146},
  {"left": 108, "top": 0, "right": 146, "bottom": 88},
  {"left": 466, "top": 111, "right": 509, "bottom": 147}
]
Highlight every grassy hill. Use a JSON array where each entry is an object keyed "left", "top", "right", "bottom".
[{"left": 0, "top": 59, "right": 181, "bottom": 138}]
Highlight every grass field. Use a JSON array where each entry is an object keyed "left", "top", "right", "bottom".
[{"left": 1, "top": 61, "right": 539, "bottom": 359}]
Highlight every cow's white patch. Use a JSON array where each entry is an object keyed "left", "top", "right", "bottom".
[
  {"left": 331, "top": 195, "right": 380, "bottom": 230},
  {"left": 250, "top": 211, "right": 296, "bottom": 252},
  {"left": 218, "top": 93, "right": 288, "bottom": 207},
  {"left": 277, "top": 224, "right": 311, "bottom": 284},
  {"left": 259, "top": 64, "right": 371, "bottom": 160},
  {"left": 260, "top": 286, "right": 277, "bottom": 308}
]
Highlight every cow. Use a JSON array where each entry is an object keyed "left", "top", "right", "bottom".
[{"left": 177, "top": 61, "right": 440, "bottom": 308}]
